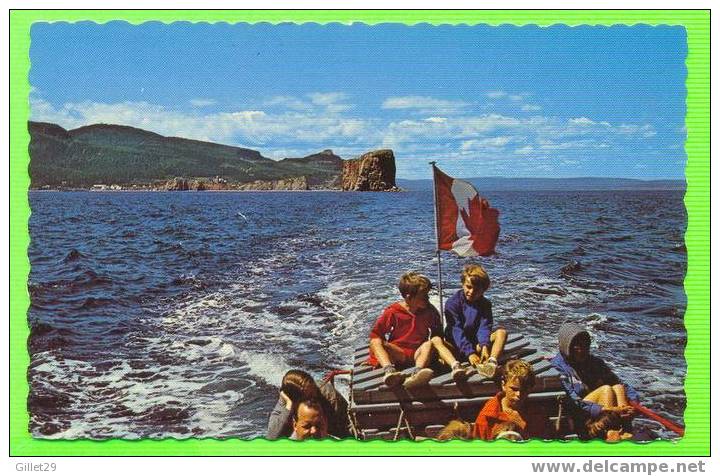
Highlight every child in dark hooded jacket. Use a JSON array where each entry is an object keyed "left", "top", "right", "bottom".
[{"left": 550, "top": 323, "right": 639, "bottom": 436}]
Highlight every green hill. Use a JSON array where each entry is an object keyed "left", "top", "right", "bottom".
[
  {"left": 279, "top": 150, "right": 343, "bottom": 187},
  {"left": 28, "top": 122, "right": 342, "bottom": 188}
]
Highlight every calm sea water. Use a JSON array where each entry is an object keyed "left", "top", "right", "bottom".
[{"left": 28, "top": 190, "right": 687, "bottom": 439}]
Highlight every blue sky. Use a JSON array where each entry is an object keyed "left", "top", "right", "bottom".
[{"left": 29, "top": 22, "right": 687, "bottom": 180}]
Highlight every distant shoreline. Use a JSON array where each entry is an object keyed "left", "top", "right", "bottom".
[
  {"left": 396, "top": 177, "right": 686, "bottom": 192},
  {"left": 28, "top": 187, "right": 685, "bottom": 193},
  {"left": 27, "top": 188, "right": 393, "bottom": 193},
  {"left": 29, "top": 176, "right": 686, "bottom": 193}
]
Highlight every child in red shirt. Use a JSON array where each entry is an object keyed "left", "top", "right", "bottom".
[
  {"left": 474, "top": 359, "right": 547, "bottom": 440},
  {"left": 368, "top": 272, "right": 443, "bottom": 389}
]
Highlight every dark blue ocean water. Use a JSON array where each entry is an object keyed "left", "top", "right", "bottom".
[{"left": 28, "top": 190, "right": 687, "bottom": 439}]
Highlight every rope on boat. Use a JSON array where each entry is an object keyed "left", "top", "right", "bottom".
[
  {"left": 629, "top": 401, "right": 685, "bottom": 437},
  {"left": 323, "top": 368, "right": 351, "bottom": 384}
]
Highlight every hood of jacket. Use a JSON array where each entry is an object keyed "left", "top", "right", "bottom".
[{"left": 558, "top": 323, "right": 590, "bottom": 360}]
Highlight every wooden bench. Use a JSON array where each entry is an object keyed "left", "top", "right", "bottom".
[{"left": 348, "top": 332, "right": 566, "bottom": 440}]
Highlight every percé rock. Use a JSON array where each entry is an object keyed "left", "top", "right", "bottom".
[
  {"left": 236, "top": 176, "right": 309, "bottom": 191},
  {"left": 341, "top": 149, "right": 399, "bottom": 191}
]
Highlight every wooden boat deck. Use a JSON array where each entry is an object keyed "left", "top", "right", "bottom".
[{"left": 348, "top": 332, "right": 567, "bottom": 440}]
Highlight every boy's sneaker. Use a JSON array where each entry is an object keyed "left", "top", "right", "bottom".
[
  {"left": 403, "top": 368, "right": 435, "bottom": 389},
  {"left": 463, "top": 363, "right": 477, "bottom": 377},
  {"left": 477, "top": 357, "right": 498, "bottom": 379},
  {"left": 383, "top": 366, "right": 406, "bottom": 388},
  {"left": 451, "top": 362, "right": 469, "bottom": 383}
]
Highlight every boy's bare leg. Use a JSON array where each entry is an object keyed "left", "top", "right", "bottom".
[
  {"left": 489, "top": 328, "right": 507, "bottom": 361},
  {"left": 369, "top": 338, "right": 393, "bottom": 368},
  {"left": 611, "top": 384, "right": 629, "bottom": 407},
  {"left": 402, "top": 341, "right": 437, "bottom": 388},
  {"left": 430, "top": 336, "right": 460, "bottom": 367},
  {"left": 414, "top": 341, "right": 436, "bottom": 368},
  {"left": 432, "top": 337, "right": 473, "bottom": 381},
  {"left": 370, "top": 338, "right": 412, "bottom": 368},
  {"left": 583, "top": 385, "right": 617, "bottom": 409}
]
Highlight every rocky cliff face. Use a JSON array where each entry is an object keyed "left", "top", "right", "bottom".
[
  {"left": 162, "top": 175, "right": 308, "bottom": 191},
  {"left": 28, "top": 121, "right": 341, "bottom": 188},
  {"left": 165, "top": 177, "right": 190, "bottom": 191},
  {"left": 341, "top": 149, "right": 399, "bottom": 191},
  {"left": 279, "top": 149, "right": 343, "bottom": 188},
  {"left": 29, "top": 119, "right": 400, "bottom": 192},
  {"left": 236, "top": 176, "right": 309, "bottom": 191}
]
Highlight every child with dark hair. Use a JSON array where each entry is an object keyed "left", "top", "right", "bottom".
[
  {"left": 266, "top": 369, "right": 349, "bottom": 439},
  {"left": 290, "top": 399, "right": 328, "bottom": 441}
]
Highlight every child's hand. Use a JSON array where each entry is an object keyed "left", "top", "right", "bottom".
[
  {"left": 608, "top": 405, "right": 634, "bottom": 418},
  {"left": 468, "top": 353, "right": 482, "bottom": 366},
  {"left": 504, "top": 408, "right": 527, "bottom": 429},
  {"left": 480, "top": 346, "right": 490, "bottom": 362}
]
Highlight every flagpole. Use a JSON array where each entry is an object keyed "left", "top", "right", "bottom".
[{"left": 429, "top": 162, "right": 445, "bottom": 328}]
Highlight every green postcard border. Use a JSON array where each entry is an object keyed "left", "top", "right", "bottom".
[{"left": 9, "top": 9, "right": 709, "bottom": 457}]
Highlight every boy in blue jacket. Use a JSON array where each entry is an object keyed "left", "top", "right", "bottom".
[
  {"left": 442, "top": 264, "right": 507, "bottom": 378},
  {"left": 550, "top": 323, "right": 639, "bottom": 435}
]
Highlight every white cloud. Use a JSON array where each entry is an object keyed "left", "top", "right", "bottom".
[
  {"left": 304, "top": 92, "right": 354, "bottom": 114},
  {"left": 487, "top": 92, "right": 542, "bottom": 112},
  {"left": 382, "top": 96, "right": 470, "bottom": 114},
  {"left": 29, "top": 97, "right": 375, "bottom": 151},
  {"left": 455, "top": 114, "right": 522, "bottom": 134},
  {"left": 563, "top": 117, "right": 655, "bottom": 139},
  {"left": 308, "top": 92, "right": 347, "bottom": 106},
  {"left": 461, "top": 136, "right": 515, "bottom": 151},
  {"left": 568, "top": 117, "right": 612, "bottom": 128},
  {"left": 189, "top": 98, "right": 217, "bottom": 107},
  {"left": 569, "top": 117, "right": 597, "bottom": 126},
  {"left": 30, "top": 96, "right": 663, "bottom": 169},
  {"left": 538, "top": 139, "right": 606, "bottom": 150},
  {"left": 263, "top": 96, "right": 312, "bottom": 111},
  {"left": 482, "top": 136, "right": 514, "bottom": 147},
  {"left": 515, "top": 146, "right": 534, "bottom": 155},
  {"left": 262, "top": 93, "right": 355, "bottom": 114},
  {"left": 326, "top": 103, "right": 352, "bottom": 114},
  {"left": 486, "top": 91, "right": 507, "bottom": 99}
]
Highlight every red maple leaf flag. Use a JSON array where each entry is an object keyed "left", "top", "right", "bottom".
[{"left": 432, "top": 164, "right": 500, "bottom": 257}]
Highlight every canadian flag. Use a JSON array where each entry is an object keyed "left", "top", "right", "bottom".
[{"left": 432, "top": 165, "right": 500, "bottom": 257}]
